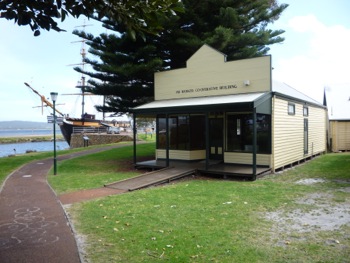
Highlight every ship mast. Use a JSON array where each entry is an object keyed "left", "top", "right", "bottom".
[
  {"left": 66, "top": 21, "right": 92, "bottom": 119},
  {"left": 71, "top": 22, "right": 109, "bottom": 121},
  {"left": 74, "top": 23, "right": 89, "bottom": 119},
  {"left": 24, "top": 82, "right": 65, "bottom": 117},
  {"left": 68, "top": 22, "right": 108, "bottom": 121}
]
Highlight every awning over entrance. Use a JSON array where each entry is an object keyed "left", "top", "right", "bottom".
[
  {"left": 133, "top": 92, "right": 268, "bottom": 114},
  {"left": 131, "top": 92, "right": 272, "bottom": 180}
]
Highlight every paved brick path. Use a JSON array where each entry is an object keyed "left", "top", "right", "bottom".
[
  {"left": 0, "top": 144, "right": 134, "bottom": 263},
  {"left": 0, "top": 158, "right": 81, "bottom": 263}
]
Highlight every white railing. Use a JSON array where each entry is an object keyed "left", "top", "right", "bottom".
[{"left": 73, "top": 127, "right": 107, "bottom": 134}]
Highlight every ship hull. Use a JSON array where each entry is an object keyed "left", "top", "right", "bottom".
[{"left": 59, "top": 118, "right": 106, "bottom": 146}]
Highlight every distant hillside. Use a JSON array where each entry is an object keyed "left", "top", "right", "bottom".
[{"left": 0, "top": 121, "right": 52, "bottom": 130}]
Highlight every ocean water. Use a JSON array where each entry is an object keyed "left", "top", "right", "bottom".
[{"left": 0, "top": 129, "right": 69, "bottom": 158}]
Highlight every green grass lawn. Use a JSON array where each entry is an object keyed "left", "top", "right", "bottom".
[
  {"left": 48, "top": 143, "right": 155, "bottom": 194},
  {"left": 137, "top": 133, "right": 156, "bottom": 142},
  {"left": 0, "top": 151, "right": 57, "bottom": 185},
  {"left": 64, "top": 152, "right": 350, "bottom": 262},
  {"left": 0, "top": 142, "right": 144, "bottom": 187},
  {"left": 0, "top": 135, "right": 64, "bottom": 144}
]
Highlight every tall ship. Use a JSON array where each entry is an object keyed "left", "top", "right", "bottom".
[
  {"left": 25, "top": 25, "right": 131, "bottom": 145},
  {"left": 25, "top": 82, "right": 131, "bottom": 146},
  {"left": 59, "top": 24, "right": 109, "bottom": 145},
  {"left": 24, "top": 82, "right": 110, "bottom": 146}
]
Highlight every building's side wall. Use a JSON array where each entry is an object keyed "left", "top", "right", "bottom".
[
  {"left": 330, "top": 121, "right": 350, "bottom": 151},
  {"left": 272, "top": 97, "right": 326, "bottom": 170},
  {"left": 330, "top": 121, "right": 338, "bottom": 151},
  {"left": 156, "top": 149, "right": 206, "bottom": 160},
  {"left": 224, "top": 152, "right": 271, "bottom": 166},
  {"left": 309, "top": 106, "right": 327, "bottom": 155}
]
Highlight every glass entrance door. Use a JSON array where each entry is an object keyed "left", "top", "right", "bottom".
[{"left": 209, "top": 118, "right": 224, "bottom": 160}]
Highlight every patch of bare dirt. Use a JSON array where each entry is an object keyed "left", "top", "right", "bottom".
[
  {"left": 263, "top": 178, "right": 350, "bottom": 247},
  {"left": 265, "top": 192, "right": 350, "bottom": 233}
]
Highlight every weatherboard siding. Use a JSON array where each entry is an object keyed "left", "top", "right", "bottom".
[
  {"left": 330, "top": 121, "right": 350, "bottom": 151},
  {"left": 156, "top": 149, "right": 206, "bottom": 160},
  {"left": 273, "top": 97, "right": 304, "bottom": 169},
  {"left": 272, "top": 97, "right": 326, "bottom": 170},
  {"left": 308, "top": 106, "right": 327, "bottom": 155},
  {"left": 155, "top": 45, "right": 271, "bottom": 100},
  {"left": 224, "top": 152, "right": 271, "bottom": 166}
]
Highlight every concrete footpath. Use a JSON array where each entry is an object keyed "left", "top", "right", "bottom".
[{"left": 0, "top": 144, "right": 132, "bottom": 263}]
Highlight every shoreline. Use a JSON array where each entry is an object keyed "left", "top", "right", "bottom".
[{"left": 0, "top": 135, "right": 65, "bottom": 144}]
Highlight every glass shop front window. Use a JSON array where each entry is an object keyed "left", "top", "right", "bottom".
[
  {"left": 157, "top": 114, "right": 206, "bottom": 150},
  {"left": 226, "top": 113, "right": 271, "bottom": 154}
]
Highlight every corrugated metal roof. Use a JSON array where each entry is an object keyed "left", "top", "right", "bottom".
[
  {"left": 325, "top": 85, "right": 350, "bottom": 120},
  {"left": 133, "top": 92, "right": 266, "bottom": 111},
  {"left": 272, "top": 80, "right": 322, "bottom": 105}
]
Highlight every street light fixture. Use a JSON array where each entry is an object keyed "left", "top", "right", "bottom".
[{"left": 50, "top": 92, "right": 58, "bottom": 175}]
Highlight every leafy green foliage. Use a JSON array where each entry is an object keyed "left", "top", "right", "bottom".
[
  {"left": 0, "top": 0, "right": 183, "bottom": 37},
  {"left": 74, "top": 0, "right": 288, "bottom": 115},
  {"left": 74, "top": 31, "right": 163, "bottom": 114}
]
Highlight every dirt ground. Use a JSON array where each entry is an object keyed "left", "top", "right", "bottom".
[{"left": 264, "top": 178, "right": 350, "bottom": 247}]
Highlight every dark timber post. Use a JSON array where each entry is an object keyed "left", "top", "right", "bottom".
[
  {"left": 133, "top": 114, "right": 137, "bottom": 165},
  {"left": 252, "top": 108, "right": 257, "bottom": 180},
  {"left": 205, "top": 112, "right": 210, "bottom": 170},
  {"left": 166, "top": 114, "right": 170, "bottom": 167}
]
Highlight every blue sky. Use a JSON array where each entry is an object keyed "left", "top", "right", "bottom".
[
  {"left": 1, "top": 0, "right": 349, "bottom": 122},
  {"left": 0, "top": 16, "right": 105, "bottom": 122},
  {"left": 268, "top": 0, "right": 350, "bottom": 112}
]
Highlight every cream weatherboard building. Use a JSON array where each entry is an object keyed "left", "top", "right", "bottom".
[
  {"left": 329, "top": 121, "right": 350, "bottom": 152},
  {"left": 132, "top": 45, "right": 327, "bottom": 179},
  {"left": 324, "top": 86, "right": 350, "bottom": 152}
]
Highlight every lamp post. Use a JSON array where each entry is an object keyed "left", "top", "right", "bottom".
[{"left": 50, "top": 92, "right": 58, "bottom": 175}]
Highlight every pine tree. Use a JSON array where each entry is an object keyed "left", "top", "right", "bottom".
[
  {"left": 75, "top": 0, "right": 288, "bottom": 115},
  {"left": 74, "top": 30, "right": 162, "bottom": 115}
]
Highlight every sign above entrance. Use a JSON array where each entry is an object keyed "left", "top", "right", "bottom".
[
  {"left": 155, "top": 45, "right": 271, "bottom": 101},
  {"left": 176, "top": 84, "right": 238, "bottom": 95}
]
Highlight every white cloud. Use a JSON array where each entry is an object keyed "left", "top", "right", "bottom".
[
  {"left": 272, "top": 15, "right": 350, "bottom": 102},
  {"left": 288, "top": 14, "right": 324, "bottom": 33},
  {"left": 289, "top": 15, "right": 350, "bottom": 64}
]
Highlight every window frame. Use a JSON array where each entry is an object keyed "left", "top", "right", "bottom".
[
  {"left": 226, "top": 113, "right": 272, "bottom": 154},
  {"left": 288, "top": 103, "right": 295, "bottom": 115},
  {"left": 156, "top": 114, "right": 206, "bottom": 151}
]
